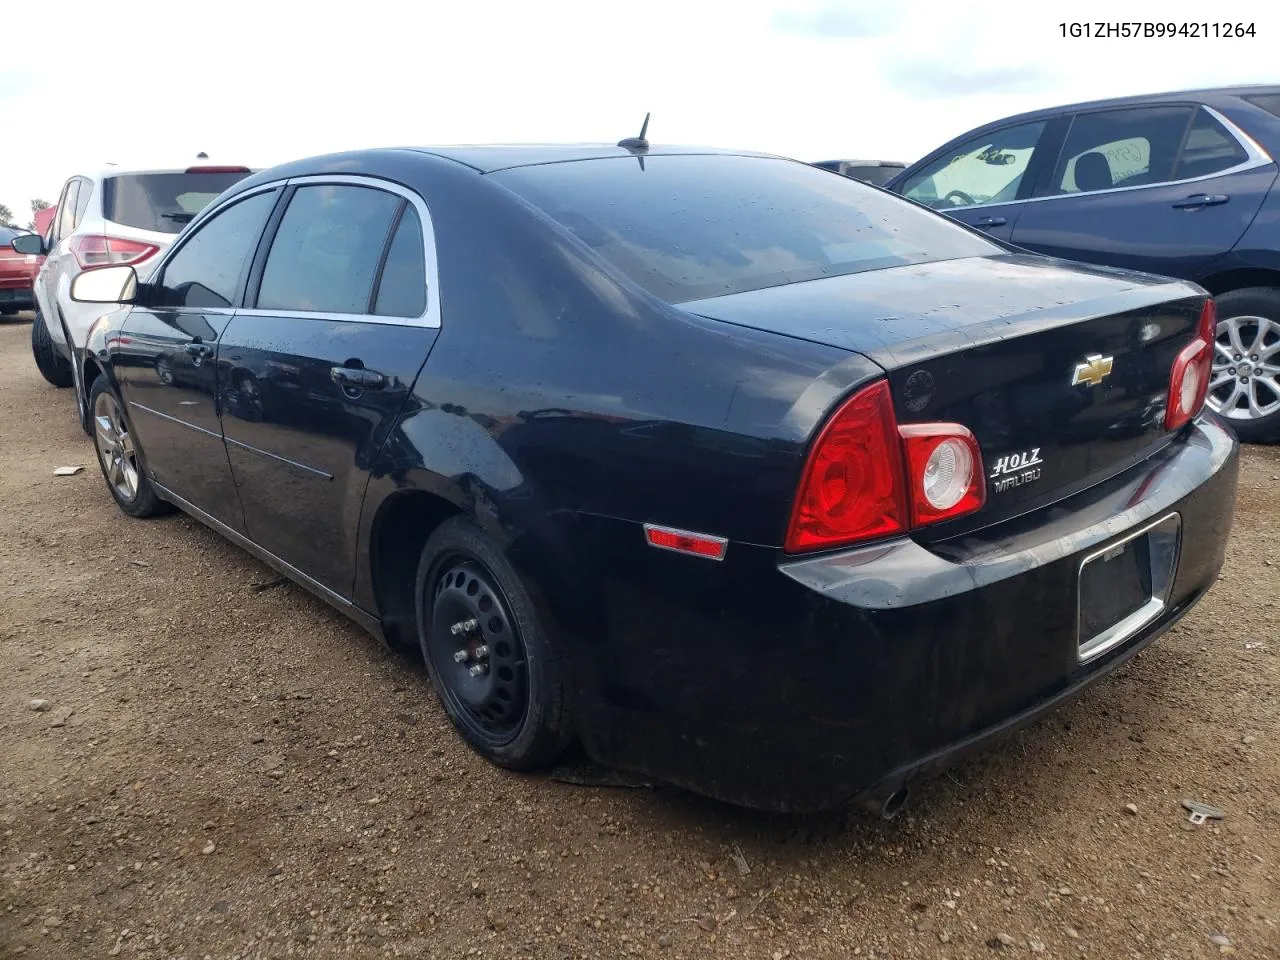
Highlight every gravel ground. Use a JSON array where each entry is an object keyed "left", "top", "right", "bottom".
[{"left": 1, "top": 314, "right": 1277, "bottom": 960}]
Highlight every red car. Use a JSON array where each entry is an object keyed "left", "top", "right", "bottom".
[
  {"left": 33, "top": 205, "right": 56, "bottom": 237},
  {"left": 0, "top": 224, "right": 43, "bottom": 315}
]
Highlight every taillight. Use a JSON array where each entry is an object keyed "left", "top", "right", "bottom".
[
  {"left": 898, "top": 424, "right": 986, "bottom": 527},
  {"left": 70, "top": 235, "right": 159, "bottom": 270},
  {"left": 786, "top": 381, "right": 987, "bottom": 553},
  {"left": 785, "top": 381, "right": 907, "bottom": 552},
  {"left": 1164, "top": 298, "right": 1215, "bottom": 431}
]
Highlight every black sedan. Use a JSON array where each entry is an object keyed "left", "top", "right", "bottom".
[{"left": 67, "top": 144, "right": 1238, "bottom": 813}]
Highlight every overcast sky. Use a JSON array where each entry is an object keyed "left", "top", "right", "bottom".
[{"left": 1, "top": 0, "right": 1276, "bottom": 224}]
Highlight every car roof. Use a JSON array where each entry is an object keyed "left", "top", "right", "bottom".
[
  {"left": 401, "top": 143, "right": 777, "bottom": 174},
  {"left": 74, "top": 162, "right": 256, "bottom": 183},
  {"left": 817, "top": 159, "right": 906, "bottom": 167},
  {"left": 974, "top": 84, "right": 1280, "bottom": 128}
]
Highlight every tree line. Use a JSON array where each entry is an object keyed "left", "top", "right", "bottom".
[{"left": 0, "top": 199, "right": 53, "bottom": 231}]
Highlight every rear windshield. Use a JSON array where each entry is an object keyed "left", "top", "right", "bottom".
[
  {"left": 103, "top": 171, "right": 251, "bottom": 234},
  {"left": 0, "top": 226, "right": 22, "bottom": 244},
  {"left": 1244, "top": 93, "right": 1280, "bottom": 119},
  {"left": 491, "top": 154, "right": 998, "bottom": 302}
]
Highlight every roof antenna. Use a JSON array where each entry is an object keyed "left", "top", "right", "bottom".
[
  {"left": 617, "top": 113, "right": 650, "bottom": 153},
  {"left": 196, "top": 151, "right": 209, "bottom": 159}
]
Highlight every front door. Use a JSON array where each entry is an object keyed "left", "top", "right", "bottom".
[
  {"left": 1012, "top": 105, "right": 1277, "bottom": 277},
  {"left": 895, "top": 119, "right": 1056, "bottom": 243},
  {"left": 217, "top": 180, "right": 438, "bottom": 597},
  {"left": 114, "top": 188, "right": 281, "bottom": 532}
]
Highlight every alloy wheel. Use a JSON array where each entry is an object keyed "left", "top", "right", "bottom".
[
  {"left": 428, "top": 557, "right": 529, "bottom": 744},
  {"left": 93, "top": 390, "right": 140, "bottom": 502},
  {"left": 1208, "top": 314, "right": 1280, "bottom": 422}
]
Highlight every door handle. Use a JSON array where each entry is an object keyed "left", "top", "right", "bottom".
[
  {"left": 330, "top": 366, "right": 387, "bottom": 390},
  {"left": 973, "top": 216, "right": 1007, "bottom": 228},
  {"left": 1172, "top": 194, "right": 1229, "bottom": 209},
  {"left": 185, "top": 342, "right": 213, "bottom": 359}
]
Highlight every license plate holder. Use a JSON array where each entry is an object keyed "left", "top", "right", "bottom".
[{"left": 1077, "top": 514, "right": 1180, "bottom": 663}]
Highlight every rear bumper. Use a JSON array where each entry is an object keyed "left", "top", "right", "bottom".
[{"left": 566, "top": 416, "right": 1239, "bottom": 811}]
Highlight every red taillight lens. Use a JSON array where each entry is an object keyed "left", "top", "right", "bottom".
[
  {"left": 785, "top": 380, "right": 908, "bottom": 552},
  {"left": 898, "top": 423, "right": 986, "bottom": 527},
  {"left": 786, "top": 382, "right": 988, "bottom": 553},
  {"left": 70, "top": 235, "right": 159, "bottom": 269},
  {"left": 1164, "top": 298, "right": 1215, "bottom": 431}
]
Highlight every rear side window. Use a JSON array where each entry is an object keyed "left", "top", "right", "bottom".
[
  {"left": 1173, "top": 108, "right": 1250, "bottom": 179},
  {"left": 493, "top": 154, "right": 999, "bottom": 303},
  {"left": 154, "top": 190, "right": 277, "bottom": 309},
  {"left": 54, "top": 181, "right": 80, "bottom": 241},
  {"left": 373, "top": 206, "right": 427, "bottom": 317},
  {"left": 103, "top": 171, "right": 251, "bottom": 234},
  {"left": 74, "top": 179, "right": 93, "bottom": 223},
  {"left": 1045, "top": 106, "right": 1194, "bottom": 195},
  {"left": 256, "top": 185, "right": 403, "bottom": 314}
]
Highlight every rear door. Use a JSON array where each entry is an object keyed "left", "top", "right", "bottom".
[
  {"left": 1011, "top": 105, "right": 1278, "bottom": 278},
  {"left": 894, "top": 118, "right": 1063, "bottom": 241},
  {"left": 114, "top": 187, "right": 281, "bottom": 532},
  {"left": 217, "top": 177, "right": 438, "bottom": 597},
  {"left": 39, "top": 178, "right": 82, "bottom": 334}
]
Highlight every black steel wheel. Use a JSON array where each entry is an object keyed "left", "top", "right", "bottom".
[
  {"left": 428, "top": 557, "right": 529, "bottom": 743},
  {"left": 415, "top": 517, "right": 573, "bottom": 769}
]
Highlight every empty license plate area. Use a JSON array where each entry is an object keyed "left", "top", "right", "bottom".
[{"left": 1077, "top": 514, "right": 1181, "bottom": 663}]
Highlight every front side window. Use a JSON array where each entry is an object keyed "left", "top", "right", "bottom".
[
  {"left": 494, "top": 154, "right": 1000, "bottom": 303},
  {"left": 154, "top": 190, "right": 277, "bottom": 309},
  {"left": 900, "top": 121, "right": 1046, "bottom": 210},
  {"left": 1046, "top": 106, "right": 1194, "bottom": 195},
  {"left": 256, "top": 185, "right": 403, "bottom": 314}
]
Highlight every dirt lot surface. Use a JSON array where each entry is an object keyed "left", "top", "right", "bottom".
[{"left": 1, "top": 314, "right": 1277, "bottom": 960}]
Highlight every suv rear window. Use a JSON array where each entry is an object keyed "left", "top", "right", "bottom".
[
  {"left": 102, "top": 171, "right": 251, "bottom": 234},
  {"left": 492, "top": 154, "right": 998, "bottom": 302}
]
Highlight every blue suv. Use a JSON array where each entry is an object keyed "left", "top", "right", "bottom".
[{"left": 887, "top": 86, "right": 1280, "bottom": 441}]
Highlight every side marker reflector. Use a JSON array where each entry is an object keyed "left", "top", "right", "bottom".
[{"left": 643, "top": 523, "right": 728, "bottom": 561}]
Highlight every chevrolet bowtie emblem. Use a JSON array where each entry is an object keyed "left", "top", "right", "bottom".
[{"left": 1071, "top": 353, "right": 1114, "bottom": 387}]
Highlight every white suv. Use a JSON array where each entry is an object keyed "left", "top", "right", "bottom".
[{"left": 30, "top": 160, "right": 253, "bottom": 426}]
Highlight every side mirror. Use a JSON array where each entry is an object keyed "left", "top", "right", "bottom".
[
  {"left": 10, "top": 234, "right": 44, "bottom": 256},
  {"left": 71, "top": 265, "right": 139, "bottom": 304}
]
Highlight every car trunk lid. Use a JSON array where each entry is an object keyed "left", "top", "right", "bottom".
[{"left": 684, "top": 254, "right": 1207, "bottom": 534}]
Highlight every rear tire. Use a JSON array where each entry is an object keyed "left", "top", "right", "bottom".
[
  {"left": 31, "top": 308, "right": 73, "bottom": 387},
  {"left": 414, "top": 517, "right": 573, "bottom": 770},
  {"left": 88, "top": 376, "right": 170, "bottom": 518},
  {"left": 1209, "top": 287, "right": 1280, "bottom": 443}
]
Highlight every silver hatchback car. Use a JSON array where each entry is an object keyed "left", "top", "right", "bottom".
[{"left": 28, "top": 160, "right": 253, "bottom": 427}]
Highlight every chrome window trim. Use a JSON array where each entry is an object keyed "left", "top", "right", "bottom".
[
  {"left": 241, "top": 173, "right": 441, "bottom": 329},
  {"left": 925, "top": 104, "right": 1275, "bottom": 213}
]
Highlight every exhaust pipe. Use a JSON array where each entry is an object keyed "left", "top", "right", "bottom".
[{"left": 859, "top": 785, "right": 910, "bottom": 820}]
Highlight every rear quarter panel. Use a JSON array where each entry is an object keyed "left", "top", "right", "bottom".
[{"left": 350, "top": 159, "right": 876, "bottom": 616}]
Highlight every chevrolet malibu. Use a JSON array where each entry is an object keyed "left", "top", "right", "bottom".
[{"left": 67, "top": 144, "right": 1238, "bottom": 813}]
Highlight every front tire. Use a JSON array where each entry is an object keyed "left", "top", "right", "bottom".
[
  {"left": 88, "top": 377, "right": 170, "bottom": 518},
  {"left": 31, "top": 308, "right": 73, "bottom": 387},
  {"left": 1208, "top": 287, "right": 1280, "bottom": 443},
  {"left": 414, "top": 517, "right": 573, "bottom": 770}
]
